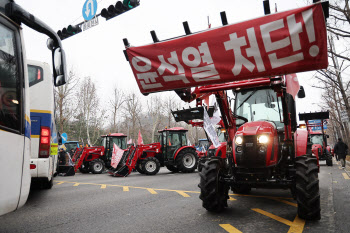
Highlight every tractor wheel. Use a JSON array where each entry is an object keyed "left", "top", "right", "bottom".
[
  {"left": 326, "top": 158, "right": 333, "bottom": 166},
  {"left": 141, "top": 157, "right": 160, "bottom": 175},
  {"left": 176, "top": 148, "right": 199, "bottom": 173},
  {"left": 79, "top": 164, "right": 90, "bottom": 173},
  {"left": 89, "top": 159, "right": 105, "bottom": 174},
  {"left": 166, "top": 164, "right": 179, "bottom": 173},
  {"left": 295, "top": 154, "right": 321, "bottom": 220},
  {"left": 198, "top": 159, "right": 229, "bottom": 212},
  {"left": 136, "top": 162, "right": 145, "bottom": 174},
  {"left": 232, "top": 184, "right": 251, "bottom": 194}
]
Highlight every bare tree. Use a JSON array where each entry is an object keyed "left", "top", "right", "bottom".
[
  {"left": 76, "top": 77, "right": 100, "bottom": 145},
  {"left": 123, "top": 92, "right": 142, "bottom": 140},
  {"left": 109, "top": 86, "right": 125, "bottom": 132},
  {"left": 55, "top": 69, "right": 79, "bottom": 133},
  {"left": 147, "top": 95, "right": 163, "bottom": 142}
]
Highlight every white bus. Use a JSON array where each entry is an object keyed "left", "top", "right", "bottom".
[
  {"left": 28, "top": 60, "right": 59, "bottom": 189},
  {"left": 0, "top": 0, "right": 67, "bottom": 216}
]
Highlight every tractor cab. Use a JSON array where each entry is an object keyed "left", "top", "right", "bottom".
[
  {"left": 99, "top": 133, "right": 127, "bottom": 162},
  {"left": 234, "top": 87, "right": 284, "bottom": 129},
  {"left": 156, "top": 127, "right": 188, "bottom": 162}
]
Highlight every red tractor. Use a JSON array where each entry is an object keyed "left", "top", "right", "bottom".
[
  {"left": 122, "top": 0, "right": 328, "bottom": 220},
  {"left": 109, "top": 127, "right": 199, "bottom": 176},
  {"left": 174, "top": 76, "right": 321, "bottom": 220},
  {"left": 72, "top": 133, "right": 128, "bottom": 174},
  {"left": 299, "top": 111, "right": 333, "bottom": 166}
]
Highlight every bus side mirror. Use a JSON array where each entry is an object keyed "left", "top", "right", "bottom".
[
  {"left": 297, "top": 86, "right": 305, "bottom": 98},
  {"left": 53, "top": 47, "right": 67, "bottom": 87},
  {"left": 327, "top": 135, "right": 329, "bottom": 138}
]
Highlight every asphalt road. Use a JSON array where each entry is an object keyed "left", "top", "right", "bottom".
[{"left": 0, "top": 159, "right": 349, "bottom": 233}]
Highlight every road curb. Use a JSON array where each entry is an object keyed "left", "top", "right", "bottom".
[{"left": 345, "top": 160, "right": 350, "bottom": 176}]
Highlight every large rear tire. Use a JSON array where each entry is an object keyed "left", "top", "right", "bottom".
[
  {"left": 141, "top": 157, "right": 160, "bottom": 175},
  {"left": 198, "top": 159, "right": 229, "bottom": 212},
  {"left": 90, "top": 159, "right": 105, "bottom": 174},
  {"left": 176, "top": 148, "right": 199, "bottom": 173},
  {"left": 295, "top": 154, "right": 321, "bottom": 220},
  {"left": 326, "top": 158, "right": 333, "bottom": 166}
]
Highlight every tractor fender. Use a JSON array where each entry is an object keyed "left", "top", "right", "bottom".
[
  {"left": 174, "top": 146, "right": 196, "bottom": 160},
  {"left": 294, "top": 129, "right": 308, "bottom": 157}
]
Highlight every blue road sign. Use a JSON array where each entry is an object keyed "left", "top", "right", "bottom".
[
  {"left": 61, "top": 133, "right": 68, "bottom": 144},
  {"left": 82, "top": 0, "right": 98, "bottom": 21}
]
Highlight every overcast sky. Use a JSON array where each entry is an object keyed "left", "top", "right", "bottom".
[{"left": 16, "top": 0, "right": 323, "bottom": 118}]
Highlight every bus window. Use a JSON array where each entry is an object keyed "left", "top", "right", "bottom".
[
  {"left": 28, "top": 65, "right": 43, "bottom": 87},
  {"left": 0, "top": 23, "right": 20, "bottom": 131}
]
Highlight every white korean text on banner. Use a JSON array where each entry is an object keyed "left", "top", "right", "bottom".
[
  {"left": 111, "top": 143, "right": 124, "bottom": 168},
  {"left": 203, "top": 107, "right": 220, "bottom": 148},
  {"left": 126, "top": 3, "right": 327, "bottom": 94}
]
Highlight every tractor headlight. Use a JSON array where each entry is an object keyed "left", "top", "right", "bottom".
[
  {"left": 257, "top": 135, "right": 269, "bottom": 144},
  {"left": 235, "top": 136, "right": 243, "bottom": 145}
]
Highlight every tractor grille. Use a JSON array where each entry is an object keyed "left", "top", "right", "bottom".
[
  {"left": 207, "top": 149, "right": 216, "bottom": 157},
  {"left": 236, "top": 135, "right": 266, "bottom": 168}
]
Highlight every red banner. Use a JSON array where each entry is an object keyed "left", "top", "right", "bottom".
[{"left": 126, "top": 3, "right": 327, "bottom": 94}]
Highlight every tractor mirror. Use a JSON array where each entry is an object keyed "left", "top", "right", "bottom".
[
  {"left": 297, "top": 86, "right": 305, "bottom": 98},
  {"left": 57, "top": 132, "right": 62, "bottom": 145}
]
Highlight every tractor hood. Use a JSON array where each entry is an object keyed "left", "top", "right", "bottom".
[{"left": 236, "top": 121, "right": 277, "bottom": 136}]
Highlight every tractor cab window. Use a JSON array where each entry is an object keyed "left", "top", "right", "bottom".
[
  {"left": 310, "top": 134, "right": 324, "bottom": 145},
  {"left": 217, "top": 129, "right": 226, "bottom": 143},
  {"left": 0, "top": 22, "right": 21, "bottom": 132},
  {"left": 168, "top": 131, "right": 186, "bottom": 147},
  {"left": 99, "top": 137, "right": 107, "bottom": 147},
  {"left": 110, "top": 137, "right": 127, "bottom": 150},
  {"left": 234, "top": 88, "right": 283, "bottom": 128}
]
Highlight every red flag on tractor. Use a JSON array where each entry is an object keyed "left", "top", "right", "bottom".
[{"left": 137, "top": 130, "right": 143, "bottom": 145}]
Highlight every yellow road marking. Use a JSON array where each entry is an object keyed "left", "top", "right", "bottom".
[
  {"left": 54, "top": 181, "right": 294, "bottom": 202},
  {"left": 252, "top": 208, "right": 292, "bottom": 225},
  {"left": 219, "top": 224, "right": 242, "bottom": 233},
  {"left": 269, "top": 198, "right": 297, "bottom": 207},
  {"left": 342, "top": 173, "right": 350, "bottom": 180},
  {"left": 288, "top": 216, "right": 306, "bottom": 233},
  {"left": 229, "top": 197, "right": 237, "bottom": 201},
  {"left": 176, "top": 191, "right": 190, "bottom": 197},
  {"left": 100, "top": 185, "right": 107, "bottom": 189},
  {"left": 147, "top": 188, "right": 157, "bottom": 194},
  {"left": 252, "top": 208, "right": 305, "bottom": 233}
]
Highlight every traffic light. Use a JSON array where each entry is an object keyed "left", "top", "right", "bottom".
[
  {"left": 57, "top": 25, "right": 82, "bottom": 40},
  {"left": 101, "top": 0, "right": 140, "bottom": 21}
]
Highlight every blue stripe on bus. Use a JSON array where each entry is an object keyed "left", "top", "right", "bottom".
[{"left": 25, "top": 119, "right": 31, "bottom": 138}]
